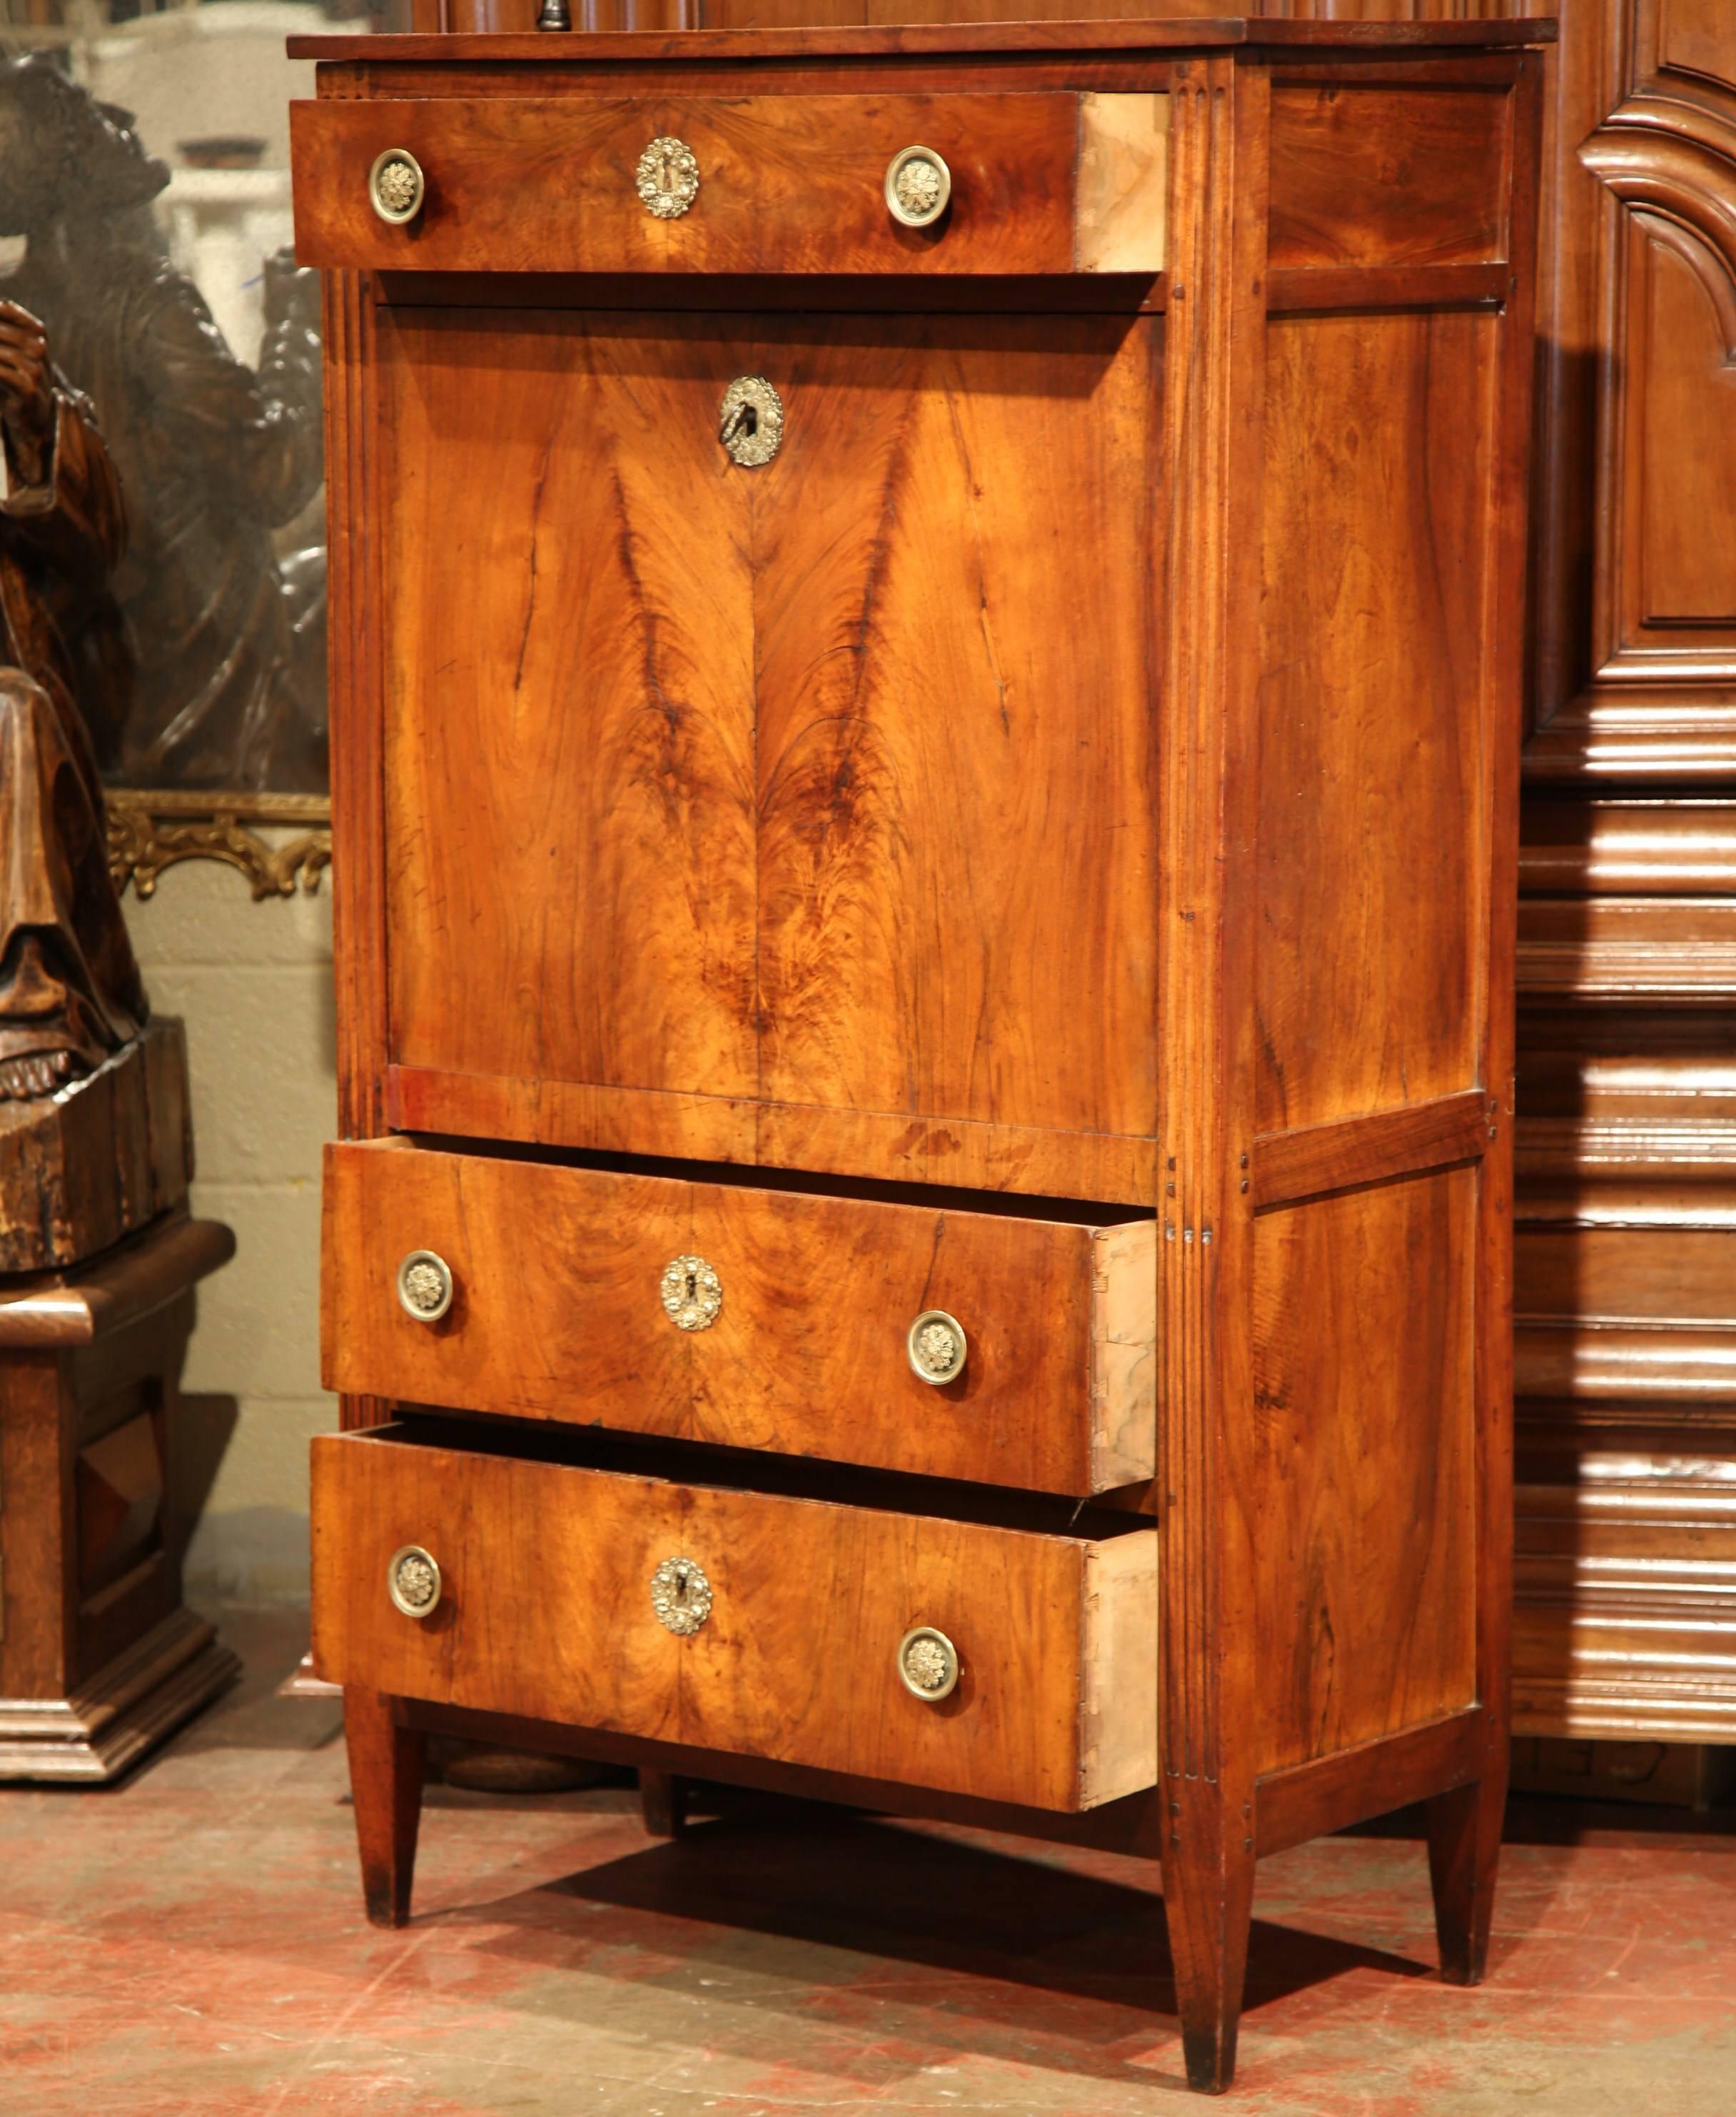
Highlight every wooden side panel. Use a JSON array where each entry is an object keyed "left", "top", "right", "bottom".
[
  {"left": 1075, "top": 92, "right": 1171, "bottom": 273},
  {"left": 312, "top": 1429, "right": 1160, "bottom": 1809},
  {"left": 1089, "top": 1218, "right": 1159, "bottom": 1489},
  {"left": 1079, "top": 1527, "right": 1161, "bottom": 1802},
  {"left": 1251, "top": 1170, "right": 1480, "bottom": 1776},
  {"left": 1256, "top": 309, "right": 1494, "bottom": 1133},
  {"left": 755, "top": 313, "right": 1161, "bottom": 1143},
  {"left": 380, "top": 308, "right": 759, "bottom": 1100},
  {"left": 1268, "top": 85, "right": 1512, "bottom": 270},
  {"left": 321, "top": 1140, "right": 1156, "bottom": 1492}
]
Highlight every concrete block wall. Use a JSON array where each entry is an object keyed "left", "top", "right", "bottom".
[{"left": 123, "top": 848, "right": 335, "bottom": 1602}]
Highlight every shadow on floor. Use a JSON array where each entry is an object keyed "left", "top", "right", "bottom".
[{"left": 448, "top": 1799, "right": 1437, "bottom": 2094}]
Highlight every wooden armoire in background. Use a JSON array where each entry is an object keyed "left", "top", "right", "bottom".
[
  {"left": 1503, "top": 0, "right": 1736, "bottom": 1757},
  {"left": 406, "top": 0, "right": 1736, "bottom": 1757}
]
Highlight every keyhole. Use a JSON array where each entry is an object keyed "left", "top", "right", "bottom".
[
  {"left": 685, "top": 1268, "right": 698, "bottom": 1304},
  {"left": 657, "top": 148, "right": 676, "bottom": 195},
  {"left": 674, "top": 1565, "right": 689, "bottom": 1603}
]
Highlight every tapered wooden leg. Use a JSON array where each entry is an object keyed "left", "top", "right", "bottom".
[
  {"left": 639, "top": 1767, "right": 687, "bottom": 1839},
  {"left": 344, "top": 1686, "right": 426, "bottom": 1929},
  {"left": 1426, "top": 1768, "right": 1507, "bottom": 1985},
  {"left": 1162, "top": 1801, "right": 1256, "bottom": 2094}
]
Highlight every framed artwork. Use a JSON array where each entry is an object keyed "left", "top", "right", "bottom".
[{"left": 1, "top": 0, "right": 399, "bottom": 897}]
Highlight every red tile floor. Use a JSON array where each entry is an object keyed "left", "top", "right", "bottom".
[{"left": 1, "top": 1605, "right": 1733, "bottom": 2116}]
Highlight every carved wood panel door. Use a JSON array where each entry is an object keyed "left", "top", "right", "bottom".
[
  {"left": 377, "top": 303, "right": 1161, "bottom": 1200},
  {"left": 1509, "top": 0, "right": 1736, "bottom": 1744}
]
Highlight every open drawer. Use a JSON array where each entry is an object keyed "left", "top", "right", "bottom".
[
  {"left": 289, "top": 91, "right": 1168, "bottom": 277},
  {"left": 322, "top": 1139, "right": 1156, "bottom": 1494},
  {"left": 312, "top": 1420, "right": 1159, "bottom": 1811}
]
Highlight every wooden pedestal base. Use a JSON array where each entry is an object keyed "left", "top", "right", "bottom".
[
  {"left": 0, "top": 1607, "right": 240, "bottom": 1781},
  {"left": 0, "top": 1210, "right": 236, "bottom": 1784}
]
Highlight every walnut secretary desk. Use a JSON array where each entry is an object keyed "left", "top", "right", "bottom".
[{"left": 289, "top": 17, "right": 1550, "bottom": 2092}]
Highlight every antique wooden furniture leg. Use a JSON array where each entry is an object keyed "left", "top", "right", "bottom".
[
  {"left": 1425, "top": 1767, "right": 1508, "bottom": 1986},
  {"left": 344, "top": 1685, "right": 426, "bottom": 1928},
  {"left": 1164, "top": 1812, "right": 1256, "bottom": 2096},
  {"left": 639, "top": 1768, "right": 687, "bottom": 1839}
]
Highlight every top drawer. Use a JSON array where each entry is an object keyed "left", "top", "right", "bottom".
[
  {"left": 323, "top": 1140, "right": 1156, "bottom": 1496},
  {"left": 289, "top": 92, "right": 1169, "bottom": 277}
]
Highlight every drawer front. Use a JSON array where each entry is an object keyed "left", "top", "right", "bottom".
[
  {"left": 312, "top": 1427, "right": 1159, "bottom": 1811},
  {"left": 290, "top": 93, "right": 1167, "bottom": 277},
  {"left": 322, "top": 1141, "right": 1156, "bottom": 1493}
]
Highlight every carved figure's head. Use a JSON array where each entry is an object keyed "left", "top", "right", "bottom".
[
  {"left": 0, "top": 56, "right": 168, "bottom": 238},
  {"left": 0, "top": 672, "right": 146, "bottom": 1100}
]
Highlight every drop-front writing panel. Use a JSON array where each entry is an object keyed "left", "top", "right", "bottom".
[{"left": 380, "top": 306, "right": 1160, "bottom": 1202}]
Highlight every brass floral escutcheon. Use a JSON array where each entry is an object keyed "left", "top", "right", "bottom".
[
  {"left": 651, "top": 1556, "right": 713, "bottom": 1636},
  {"left": 660, "top": 1253, "right": 722, "bottom": 1332},
  {"left": 635, "top": 135, "right": 700, "bottom": 219},
  {"left": 717, "top": 376, "right": 785, "bottom": 468}
]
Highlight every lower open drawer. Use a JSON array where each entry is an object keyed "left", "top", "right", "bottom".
[{"left": 312, "top": 1423, "right": 1158, "bottom": 1812}]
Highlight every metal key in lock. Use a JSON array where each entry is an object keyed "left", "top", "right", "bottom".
[{"left": 717, "top": 376, "right": 784, "bottom": 468}]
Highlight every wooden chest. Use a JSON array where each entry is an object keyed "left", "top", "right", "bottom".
[{"left": 291, "top": 16, "right": 1549, "bottom": 2091}]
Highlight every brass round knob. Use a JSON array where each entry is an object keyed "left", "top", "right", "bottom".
[
  {"left": 397, "top": 1249, "right": 454, "bottom": 1324},
  {"left": 369, "top": 147, "right": 425, "bottom": 226},
  {"left": 650, "top": 1555, "right": 713, "bottom": 1636},
  {"left": 635, "top": 134, "right": 700, "bottom": 220},
  {"left": 388, "top": 1544, "right": 441, "bottom": 1619},
  {"left": 884, "top": 145, "right": 952, "bottom": 229},
  {"left": 907, "top": 1308, "right": 967, "bottom": 1385},
  {"left": 897, "top": 1625, "right": 960, "bottom": 1702}
]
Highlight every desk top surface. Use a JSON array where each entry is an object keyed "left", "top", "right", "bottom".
[{"left": 290, "top": 16, "right": 1557, "bottom": 66}]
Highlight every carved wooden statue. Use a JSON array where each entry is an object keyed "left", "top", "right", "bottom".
[
  {"left": 0, "top": 266, "right": 236, "bottom": 1778},
  {"left": 0, "top": 291, "right": 191, "bottom": 1267},
  {"left": 0, "top": 56, "right": 326, "bottom": 794},
  {"left": 0, "top": 299, "right": 146, "bottom": 1106}
]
